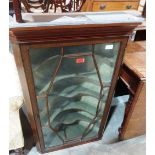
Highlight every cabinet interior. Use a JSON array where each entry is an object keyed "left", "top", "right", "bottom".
[{"left": 29, "top": 42, "right": 120, "bottom": 148}]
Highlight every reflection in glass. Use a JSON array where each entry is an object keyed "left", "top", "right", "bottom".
[{"left": 30, "top": 42, "right": 120, "bottom": 148}]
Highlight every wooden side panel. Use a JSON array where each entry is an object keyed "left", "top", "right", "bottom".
[{"left": 120, "top": 81, "right": 146, "bottom": 140}]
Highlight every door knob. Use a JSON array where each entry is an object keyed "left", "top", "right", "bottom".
[
  {"left": 126, "top": 5, "right": 132, "bottom": 9},
  {"left": 100, "top": 4, "right": 106, "bottom": 10}
]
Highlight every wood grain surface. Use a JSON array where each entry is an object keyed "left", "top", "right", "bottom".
[{"left": 119, "top": 41, "right": 146, "bottom": 140}]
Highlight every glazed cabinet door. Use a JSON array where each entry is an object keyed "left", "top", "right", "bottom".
[{"left": 29, "top": 41, "right": 120, "bottom": 150}]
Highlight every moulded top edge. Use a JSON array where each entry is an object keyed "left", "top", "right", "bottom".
[{"left": 9, "top": 11, "right": 144, "bottom": 29}]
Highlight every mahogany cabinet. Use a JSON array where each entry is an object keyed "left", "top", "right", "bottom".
[{"left": 9, "top": 12, "right": 142, "bottom": 153}]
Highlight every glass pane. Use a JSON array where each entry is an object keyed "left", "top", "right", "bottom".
[
  {"left": 29, "top": 47, "right": 61, "bottom": 95},
  {"left": 29, "top": 42, "right": 120, "bottom": 149},
  {"left": 94, "top": 43, "right": 120, "bottom": 84},
  {"left": 63, "top": 45, "right": 92, "bottom": 55}
]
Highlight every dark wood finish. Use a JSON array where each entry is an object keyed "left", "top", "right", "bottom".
[
  {"left": 9, "top": 0, "right": 14, "bottom": 16},
  {"left": 119, "top": 65, "right": 139, "bottom": 94},
  {"left": 119, "top": 42, "right": 146, "bottom": 140},
  {"left": 130, "top": 20, "right": 146, "bottom": 41},
  {"left": 9, "top": 22, "right": 140, "bottom": 44},
  {"left": 19, "top": 107, "right": 35, "bottom": 153},
  {"left": 10, "top": 15, "right": 141, "bottom": 153},
  {"left": 13, "top": 0, "right": 23, "bottom": 22},
  {"left": 142, "top": 2, "right": 146, "bottom": 18}
]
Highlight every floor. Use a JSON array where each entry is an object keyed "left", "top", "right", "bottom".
[{"left": 22, "top": 95, "right": 146, "bottom": 155}]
